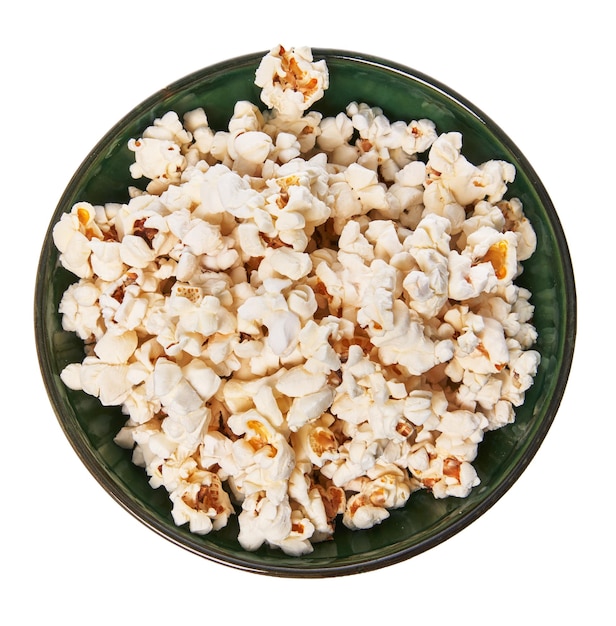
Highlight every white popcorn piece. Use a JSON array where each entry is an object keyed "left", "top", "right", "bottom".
[
  {"left": 169, "top": 468, "right": 233, "bottom": 534},
  {"left": 270, "top": 131, "right": 301, "bottom": 164},
  {"left": 228, "top": 100, "right": 265, "bottom": 135},
  {"left": 448, "top": 248, "right": 498, "bottom": 300},
  {"left": 500, "top": 197, "right": 537, "bottom": 261},
  {"left": 356, "top": 259, "right": 398, "bottom": 335},
  {"left": 52, "top": 203, "right": 102, "bottom": 279},
  {"left": 168, "top": 285, "right": 236, "bottom": 352},
  {"left": 182, "top": 359, "right": 221, "bottom": 402},
  {"left": 227, "top": 410, "right": 295, "bottom": 489},
  {"left": 58, "top": 279, "right": 104, "bottom": 340},
  {"left": 345, "top": 163, "right": 389, "bottom": 213},
  {"left": 317, "top": 112, "right": 354, "bottom": 152},
  {"left": 342, "top": 494, "right": 390, "bottom": 530},
  {"left": 402, "top": 119, "right": 438, "bottom": 155},
  {"left": 403, "top": 389, "right": 436, "bottom": 426},
  {"left": 338, "top": 220, "right": 375, "bottom": 262},
  {"left": 403, "top": 213, "right": 450, "bottom": 319},
  {"left": 181, "top": 218, "right": 224, "bottom": 256},
  {"left": 453, "top": 315, "right": 510, "bottom": 375},
  {"left": 128, "top": 112, "right": 191, "bottom": 192},
  {"left": 237, "top": 278, "right": 302, "bottom": 357},
  {"left": 275, "top": 364, "right": 328, "bottom": 398},
  {"left": 115, "top": 418, "right": 178, "bottom": 481},
  {"left": 425, "top": 132, "right": 516, "bottom": 235},
  {"left": 466, "top": 227, "right": 519, "bottom": 285},
  {"left": 342, "top": 465, "right": 412, "bottom": 531},
  {"left": 62, "top": 357, "right": 133, "bottom": 407},
  {"left": 229, "top": 130, "right": 273, "bottom": 176},
  {"left": 370, "top": 300, "right": 454, "bottom": 375},
  {"left": 287, "top": 284, "right": 318, "bottom": 322},
  {"left": 291, "top": 414, "right": 339, "bottom": 466},
  {"left": 121, "top": 387, "right": 161, "bottom": 427},
  {"left": 200, "top": 430, "right": 238, "bottom": 480},
  {"left": 422, "top": 180, "right": 467, "bottom": 235},
  {"left": 93, "top": 327, "right": 138, "bottom": 364},
  {"left": 483, "top": 399, "right": 516, "bottom": 431},
  {"left": 264, "top": 168, "right": 331, "bottom": 247},
  {"left": 237, "top": 221, "right": 268, "bottom": 258},
  {"left": 119, "top": 235, "right": 157, "bottom": 268},
  {"left": 500, "top": 348, "right": 541, "bottom": 406},
  {"left": 346, "top": 102, "right": 409, "bottom": 172},
  {"left": 89, "top": 239, "right": 125, "bottom": 282},
  {"left": 197, "top": 163, "right": 266, "bottom": 221},
  {"left": 456, "top": 370, "right": 503, "bottom": 412},
  {"left": 346, "top": 102, "right": 381, "bottom": 141},
  {"left": 147, "top": 358, "right": 204, "bottom": 417},
  {"left": 255, "top": 45, "right": 328, "bottom": 119},
  {"left": 437, "top": 409, "right": 487, "bottom": 452},
  {"left": 297, "top": 318, "right": 343, "bottom": 372},
  {"left": 237, "top": 492, "right": 312, "bottom": 555},
  {"left": 410, "top": 442, "right": 481, "bottom": 499},
  {"left": 183, "top": 107, "right": 215, "bottom": 157},
  {"left": 252, "top": 382, "right": 285, "bottom": 428},
  {"left": 276, "top": 508, "right": 317, "bottom": 556},
  {"left": 267, "top": 247, "right": 312, "bottom": 281},
  {"left": 262, "top": 109, "right": 323, "bottom": 154},
  {"left": 286, "top": 388, "right": 335, "bottom": 432},
  {"left": 161, "top": 407, "right": 210, "bottom": 457},
  {"left": 288, "top": 460, "right": 345, "bottom": 542}
]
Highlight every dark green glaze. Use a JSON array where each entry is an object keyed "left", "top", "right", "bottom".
[{"left": 34, "top": 50, "right": 576, "bottom": 577}]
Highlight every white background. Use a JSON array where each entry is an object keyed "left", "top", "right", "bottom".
[{"left": 3, "top": 1, "right": 612, "bottom": 623}]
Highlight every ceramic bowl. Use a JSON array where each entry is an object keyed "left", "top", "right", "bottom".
[{"left": 35, "top": 49, "right": 576, "bottom": 577}]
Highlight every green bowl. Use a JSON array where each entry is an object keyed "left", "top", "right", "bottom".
[{"left": 34, "top": 49, "right": 576, "bottom": 577}]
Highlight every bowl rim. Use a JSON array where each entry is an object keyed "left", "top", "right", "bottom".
[{"left": 34, "top": 47, "right": 577, "bottom": 577}]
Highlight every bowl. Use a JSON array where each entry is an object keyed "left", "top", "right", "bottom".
[{"left": 35, "top": 48, "right": 576, "bottom": 577}]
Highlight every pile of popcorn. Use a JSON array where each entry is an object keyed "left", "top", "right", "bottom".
[{"left": 53, "top": 45, "right": 540, "bottom": 556}]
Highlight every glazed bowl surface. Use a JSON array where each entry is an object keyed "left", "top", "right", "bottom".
[{"left": 35, "top": 49, "right": 576, "bottom": 577}]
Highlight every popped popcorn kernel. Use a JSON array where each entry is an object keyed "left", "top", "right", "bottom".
[
  {"left": 54, "top": 46, "right": 540, "bottom": 556},
  {"left": 255, "top": 45, "right": 329, "bottom": 119}
]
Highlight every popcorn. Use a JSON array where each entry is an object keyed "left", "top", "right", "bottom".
[
  {"left": 342, "top": 464, "right": 412, "bottom": 531},
  {"left": 53, "top": 203, "right": 99, "bottom": 278},
  {"left": 448, "top": 248, "right": 498, "bottom": 301},
  {"left": 128, "top": 111, "right": 191, "bottom": 193},
  {"left": 403, "top": 213, "right": 450, "bottom": 319},
  {"left": 370, "top": 300, "right": 455, "bottom": 375},
  {"left": 54, "top": 45, "right": 541, "bottom": 556},
  {"left": 93, "top": 327, "right": 138, "bottom": 364},
  {"left": 288, "top": 464, "right": 345, "bottom": 542},
  {"left": 148, "top": 358, "right": 204, "bottom": 417},
  {"left": 286, "top": 388, "right": 335, "bottom": 432},
  {"left": 62, "top": 357, "right": 133, "bottom": 407},
  {"left": 345, "top": 163, "right": 389, "bottom": 213},
  {"left": 316, "top": 112, "right": 355, "bottom": 153},
  {"left": 237, "top": 278, "right": 302, "bottom": 357},
  {"left": 275, "top": 365, "right": 329, "bottom": 398},
  {"left": 237, "top": 492, "right": 311, "bottom": 554},
  {"left": 169, "top": 467, "right": 234, "bottom": 534},
  {"left": 411, "top": 447, "right": 481, "bottom": 499},
  {"left": 403, "top": 119, "right": 438, "bottom": 155},
  {"left": 222, "top": 410, "right": 297, "bottom": 527},
  {"left": 255, "top": 45, "right": 329, "bottom": 119},
  {"left": 229, "top": 130, "right": 273, "bottom": 176},
  {"left": 58, "top": 279, "right": 103, "bottom": 340},
  {"left": 267, "top": 247, "right": 312, "bottom": 281}
]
